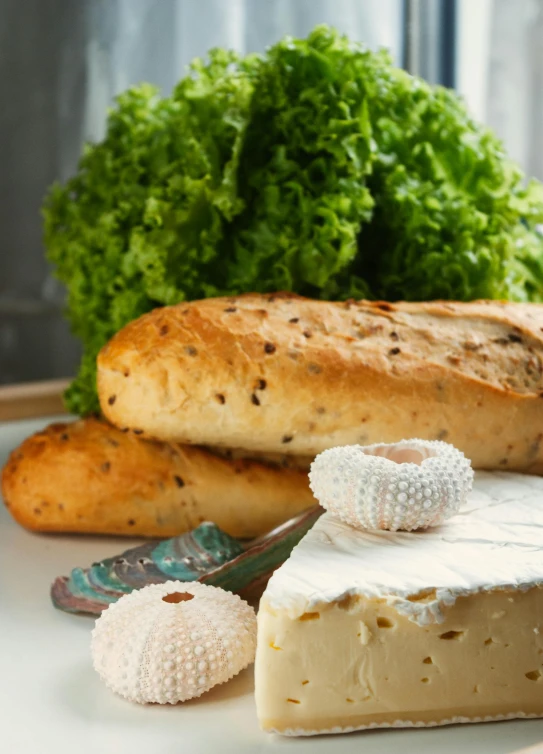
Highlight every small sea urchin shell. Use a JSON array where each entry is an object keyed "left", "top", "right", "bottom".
[
  {"left": 309, "top": 440, "right": 473, "bottom": 532},
  {"left": 91, "top": 581, "right": 257, "bottom": 704}
]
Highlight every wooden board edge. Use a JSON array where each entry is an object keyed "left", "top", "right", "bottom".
[{"left": 0, "top": 379, "right": 70, "bottom": 422}]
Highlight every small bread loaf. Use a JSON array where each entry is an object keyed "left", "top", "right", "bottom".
[
  {"left": 1, "top": 418, "right": 314, "bottom": 538},
  {"left": 98, "top": 294, "right": 543, "bottom": 474}
]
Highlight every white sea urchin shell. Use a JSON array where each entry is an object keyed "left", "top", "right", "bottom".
[
  {"left": 91, "top": 581, "right": 257, "bottom": 704},
  {"left": 309, "top": 440, "right": 473, "bottom": 532}
]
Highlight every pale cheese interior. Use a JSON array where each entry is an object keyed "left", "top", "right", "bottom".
[{"left": 256, "top": 586, "right": 543, "bottom": 733}]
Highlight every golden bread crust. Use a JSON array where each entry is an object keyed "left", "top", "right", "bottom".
[
  {"left": 98, "top": 294, "right": 543, "bottom": 473},
  {"left": 1, "top": 417, "right": 314, "bottom": 537}
]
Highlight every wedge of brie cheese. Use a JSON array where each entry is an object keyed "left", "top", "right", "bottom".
[{"left": 255, "top": 471, "right": 543, "bottom": 735}]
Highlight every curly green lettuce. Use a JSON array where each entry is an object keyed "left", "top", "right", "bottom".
[
  {"left": 44, "top": 26, "right": 543, "bottom": 416},
  {"left": 45, "top": 50, "right": 257, "bottom": 414}
]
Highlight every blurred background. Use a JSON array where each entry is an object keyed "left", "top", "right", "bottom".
[{"left": 0, "top": 0, "right": 541, "bottom": 385}]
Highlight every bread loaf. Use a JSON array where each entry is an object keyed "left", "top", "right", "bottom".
[
  {"left": 1, "top": 418, "right": 314, "bottom": 538},
  {"left": 98, "top": 294, "right": 543, "bottom": 474}
]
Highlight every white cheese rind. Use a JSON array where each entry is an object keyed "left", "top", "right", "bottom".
[
  {"left": 256, "top": 471, "right": 543, "bottom": 735},
  {"left": 267, "top": 712, "right": 542, "bottom": 737},
  {"left": 263, "top": 471, "right": 543, "bottom": 625}
]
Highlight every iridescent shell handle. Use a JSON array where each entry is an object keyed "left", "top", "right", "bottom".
[{"left": 51, "top": 507, "right": 322, "bottom": 615}]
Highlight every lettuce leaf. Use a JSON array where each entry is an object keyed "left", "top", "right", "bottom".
[{"left": 44, "top": 26, "right": 543, "bottom": 416}]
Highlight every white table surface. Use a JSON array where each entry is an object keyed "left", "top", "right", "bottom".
[{"left": 2, "top": 416, "right": 543, "bottom": 754}]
